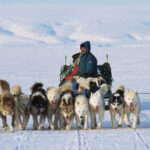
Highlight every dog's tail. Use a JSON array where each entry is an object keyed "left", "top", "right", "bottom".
[
  {"left": 98, "top": 77, "right": 106, "bottom": 84},
  {"left": 100, "top": 83, "right": 108, "bottom": 95},
  {"left": 116, "top": 85, "right": 125, "bottom": 92},
  {"left": 78, "top": 82, "right": 89, "bottom": 93},
  {"left": 0, "top": 80, "right": 10, "bottom": 93},
  {"left": 47, "top": 86, "right": 56, "bottom": 91},
  {"left": 59, "top": 84, "right": 72, "bottom": 93},
  {"left": 31, "top": 82, "right": 43, "bottom": 92},
  {"left": 12, "top": 85, "right": 21, "bottom": 96}
]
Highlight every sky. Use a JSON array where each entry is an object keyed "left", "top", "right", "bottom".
[{"left": 0, "top": 0, "right": 150, "bottom": 6}]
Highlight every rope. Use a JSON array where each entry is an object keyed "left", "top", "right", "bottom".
[
  {"left": 139, "top": 93, "right": 150, "bottom": 95},
  {"left": 141, "top": 99, "right": 150, "bottom": 101}
]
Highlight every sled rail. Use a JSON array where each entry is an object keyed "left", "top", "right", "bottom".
[{"left": 139, "top": 93, "right": 150, "bottom": 95}]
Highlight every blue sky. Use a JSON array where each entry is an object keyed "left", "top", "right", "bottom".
[{"left": 0, "top": 0, "right": 150, "bottom": 6}]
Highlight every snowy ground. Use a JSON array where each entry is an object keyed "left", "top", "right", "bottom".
[{"left": 0, "top": 3, "right": 150, "bottom": 150}]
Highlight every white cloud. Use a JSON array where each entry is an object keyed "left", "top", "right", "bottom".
[{"left": 69, "top": 27, "right": 115, "bottom": 44}]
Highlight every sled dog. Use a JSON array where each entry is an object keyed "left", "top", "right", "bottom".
[
  {"left": 89, "top": 83, "right": 108, "bottom": 129},
  {"left": 110, "top": 85, "right": 125, "bottom": 128},
  {"left": 12, "top": 85, "right": 30, "bottom": 130},
  {"left": 58, "top": 90, "right": 75, "bottom": 130},
  {"left": 124, "top": 89, "right": 141, "bottom": 129},
  {"left": 47, "top": 86, "right": 60, "bottom": 129},
  {"left": 0, "top": 80, "right": 15, "bottom": 132},
  {"left": 75, "top": 94, "right": 89, "bottom": 130},
  {"left": 30, "top": 83, "right": 47, "bottom": 130}
]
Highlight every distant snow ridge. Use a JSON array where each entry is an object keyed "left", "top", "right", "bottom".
[
  {"left": 0, "top": 19, "right": 115, "bottom": 46},
  {"left": 6, "top": 23, "right": 59, "bottom": 44},
  {"left": 130, "top": 33, "right": 150, "bottom": 42},
  {"left": 0, "top": 10, "right": 150, "bottom": 47},
  {"left": 0, "top": 20, "right": 59, "bottom": 45},
  {"left": 0, "top": 26, "right": 14, "bottom": 35}
]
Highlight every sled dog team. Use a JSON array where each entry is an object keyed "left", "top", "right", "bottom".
[{"left": 0, "top": 78, "right": 141, "bottom": 132}]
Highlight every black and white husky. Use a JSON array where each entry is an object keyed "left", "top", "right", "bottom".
[
  {"left": 30, "top": 83, "right": 47, "bottom": 130},
  {"left": 109, "top": 85, "right": 125, "bottom": 129}
]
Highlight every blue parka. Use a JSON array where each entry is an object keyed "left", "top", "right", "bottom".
[{"left": 75, "top": 41, "right": 97, "bottom": 76}]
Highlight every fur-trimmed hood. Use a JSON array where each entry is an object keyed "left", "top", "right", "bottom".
[{"left": 80, "top": 41, "right": 91, "bottom": 54}]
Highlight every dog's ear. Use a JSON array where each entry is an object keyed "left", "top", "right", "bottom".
[
  {"left": 30, "top": 82, "right": 43, "bottom": 92},
  {"left": 47, "top": 87, "right": 52, "bottom": 91},
  {"left": 58, "top": 98, "right": 66, "bottom": 109},
  {"left": 12, "top": 85, "right": 21, "bottom": 96},
  {"left": 119, "top": 90, "right": 124, "bottom": 98}
]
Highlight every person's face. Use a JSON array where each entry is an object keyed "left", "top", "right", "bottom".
[{"left": 80, "top": 47, "right": 86, "bottom": 54}]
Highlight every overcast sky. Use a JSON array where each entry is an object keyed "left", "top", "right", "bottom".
[{"left": 0, "top": 0, "right": 150, "bottom": 6}]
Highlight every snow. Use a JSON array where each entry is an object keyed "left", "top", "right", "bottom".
[{"left": 0, "top": 2, "right": 150, "bottom": 150}]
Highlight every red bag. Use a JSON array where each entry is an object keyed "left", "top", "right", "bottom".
[{"left": 64, "top": 65, "right": 78, "bottom": 80}]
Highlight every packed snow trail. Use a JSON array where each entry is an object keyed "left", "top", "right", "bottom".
[
  {"left": 1, "top": 128, "right": 150, "bottom": 150},
  {"left": 1, "top": 100, "right": 150, "bottom": 150}
]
